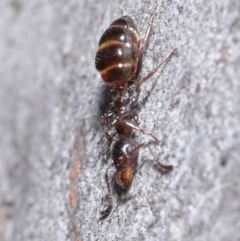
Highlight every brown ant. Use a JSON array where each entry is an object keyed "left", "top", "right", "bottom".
[{"left": 95, "top": 15, "right": 177, "bottom": 218}]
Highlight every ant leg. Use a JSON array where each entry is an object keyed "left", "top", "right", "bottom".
[
  {"left": 116, "top": 109, "right": 160, "bottom": 142},
  {"left": 129, "top": 143, "right": 146, "bottom": 154},
  {"left": 136, "top": 20, "right": 154, "bottom": 71},
  {"left": 97, "top": 134, "right": 105, "bottom": 145},
  {"left": 148, "top": 145, "right": 173, "bottom": 173},
  {"left": 100, "top": 112, "right": 114, "bottom": 125},
  {"left": 120, "top": 118, "right": 160, "bottom": 143},
  {"left": 97, "top": 112, "right": 115, "bottom": 145},
  {"left": 102, "top": 128, "right": 118, "bottom": 157},
  {"left": 140, "top": 20, "right": 153, "bottom": 52},
  {"left": 97, "top": 125, "right": 113, "bottom": 145},
  {"left": 139, "top": 48, "right": 178, "bottom": 85},
  {"left": 130, "top": 142, "right": 173, "bottom": 174},
  {"left": 100, "top": 162, "right": 114, "bottom": 219},
  {"left": 102, "top": 133, "right": 113, "bottom": 156}
]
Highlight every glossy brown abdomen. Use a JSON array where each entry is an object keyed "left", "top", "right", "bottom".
[{"left": 95, "top": 16, "right": 140, "bottom": 86}]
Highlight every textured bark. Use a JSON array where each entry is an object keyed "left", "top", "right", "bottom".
[{"left": 0, "top": 0, "right": 240, "bottom": 240}]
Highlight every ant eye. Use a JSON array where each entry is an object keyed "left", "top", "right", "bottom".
[
  {"left": 126, "top": 145, "right": 132, "bottom": 153},
  {"left": 123, "top": 93, "right": 130, "bottom": 104},
  {"left": 134, "top": 113, "right": 139, "bottom": 123}
]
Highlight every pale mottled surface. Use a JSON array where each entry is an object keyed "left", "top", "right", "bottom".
[{"left": 0, "top": 0, "right": 240, "bottom": 240}]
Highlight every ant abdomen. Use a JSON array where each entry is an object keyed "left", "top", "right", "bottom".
[{"left": 95, "top": 16, "right": 140, "bottom": 86}]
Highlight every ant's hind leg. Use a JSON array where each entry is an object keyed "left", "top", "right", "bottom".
[
  {"left": 140, "top": 48, "right": 178, "bottom": 85},
  {"left": 100, "top": 162, "right": 114, "bottom": 219}
]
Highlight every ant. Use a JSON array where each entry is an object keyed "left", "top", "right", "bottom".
[{"left": 95, "top": 15, "right": 178, "bottom": 218}]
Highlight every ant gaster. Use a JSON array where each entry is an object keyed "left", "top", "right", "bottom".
[{"left": 95, "top": 15, "right": 178, "bottom": 218}]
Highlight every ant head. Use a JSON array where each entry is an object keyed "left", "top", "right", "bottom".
[{"left": 116, "top": 165, "right": 133, "bottom": 190}]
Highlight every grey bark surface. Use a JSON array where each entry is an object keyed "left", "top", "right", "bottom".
[{"left": 0, "top": 0, "right": 240, "bottom": 240}]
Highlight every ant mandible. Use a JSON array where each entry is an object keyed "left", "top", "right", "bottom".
[{"left": 95, "top": 15, "right": 178, "bottom": 218}]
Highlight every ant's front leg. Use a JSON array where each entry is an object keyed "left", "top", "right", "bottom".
[
  {"left": 147, "top": 145, "right": 173, "bottom": 173},
  {"left": 97, "top": 123, "right": 114, "bottom": 145},
  {"left": 131, "top": 142, "right": 173, "bottom": 174},
  {"left": 98, "top": 125, "right": 116, "bottom": 159},
  {"left": 116, "top": 117, "right": 160, "bottom": 144},
  {"left": 97, "top": 112, "right": 115, "bottom": 145}
]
